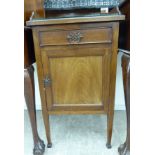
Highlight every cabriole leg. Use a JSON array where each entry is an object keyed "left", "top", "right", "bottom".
[
  {"left": 24, "top": 65, "right": 45, "bottom": 155},
  {"left": 118, "top": 52, "right": 130, "bottom": 155}
]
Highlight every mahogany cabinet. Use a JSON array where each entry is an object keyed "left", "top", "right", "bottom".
[{"left": 27, "top": 14, "right": 125, "bottom": 148}]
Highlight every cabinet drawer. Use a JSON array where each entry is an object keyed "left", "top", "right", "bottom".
[{"left": 39, "top": 27, "right": 112, "bottom": 46}]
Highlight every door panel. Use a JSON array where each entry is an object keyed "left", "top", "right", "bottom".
[
  {"left": 50, "top": 56, "right": 103, "bottom": 106},
  {"left": 41, "top": 45, "right": 111, "bottom": 112}
]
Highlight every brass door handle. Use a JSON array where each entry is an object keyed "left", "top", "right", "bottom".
[{"left": 67, "top": 32, "right": 83, "bottom": 43}]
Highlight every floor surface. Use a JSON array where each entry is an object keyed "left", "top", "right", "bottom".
[{"left": 24, "top": 110, "right": 126, "bottom": 155}]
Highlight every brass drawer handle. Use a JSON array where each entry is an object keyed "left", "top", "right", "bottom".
[{"left": 67, "top": 32, "right": 83, "bottom": 43}]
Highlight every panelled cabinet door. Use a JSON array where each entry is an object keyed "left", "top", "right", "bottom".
[{"left": 41, "top": 44, "right": 112, "bottom": 113}]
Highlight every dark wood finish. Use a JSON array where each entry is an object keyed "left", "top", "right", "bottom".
[
  {"left": 24, "top": 28, "right": 35, "bottom": 68},
  {"left": 24, "top": 0, "right": 44, "bottom": 22},
  {"left": 24, "top": 0, "right": 45, "bottom": 153},
  {"left": 24, "top": 0, "right": 36, "bottom": 67},
  {"left": 119, "top": 0, "right": 130, "bottom": 50},
  {"left": 118, "top": 51, "right": 130, "bottom": 155},
  {"left": 27, "top": 14, "right": 124, "bottom": 148},
  {"left": 24, "top": 66, "right": 45, "bottom": 155},
  {"left": 24, "top": 0, "right": 45, "bottom": 67},
  {"left": 24, "top": 29, "right": 29, "bottom": 67}
]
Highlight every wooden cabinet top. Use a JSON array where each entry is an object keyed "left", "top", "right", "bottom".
[{"left": 26, "top": 14, "right": 125, "bottom": 26}]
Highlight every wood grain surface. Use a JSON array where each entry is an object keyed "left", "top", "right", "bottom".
[
  {"left": 31, "top": 20, "right": 121, "bottom": 146},
  {"left": 41, "top": 44, "right": 111, "bottom": 111},
  {"left": 41, "top": 44, "right": 111, "bottom": 112},
  {"left": 39, "top": 27, "right": 112, "bottom": 46},
  {"left": 50, "top": 56, "right": 102, "bottom": 105}
]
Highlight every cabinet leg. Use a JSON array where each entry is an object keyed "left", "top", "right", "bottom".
[
  {"left": 24, "top": 65, "right": 45, "bottom": 155},
  {"left": 106, "top": 111, "right": 114, "bottom": 149},
  {"left": 42, "top": 111, "right": 52, "bottom": 148},
  {"left": 118, "top": 53, "right": 130, "bottom": 155}
]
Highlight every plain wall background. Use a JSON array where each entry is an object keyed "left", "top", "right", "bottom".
[{"left": 24, "top": 52, "right": 125, "bottom": 110}]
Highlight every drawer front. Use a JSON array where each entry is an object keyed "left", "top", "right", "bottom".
[{"left": 39, "top": 27, "right": 112, "bottom": 46}]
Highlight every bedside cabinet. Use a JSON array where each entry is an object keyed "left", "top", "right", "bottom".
[{"left": 27, "top": 14, "right": 125, "bottom": 148}]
